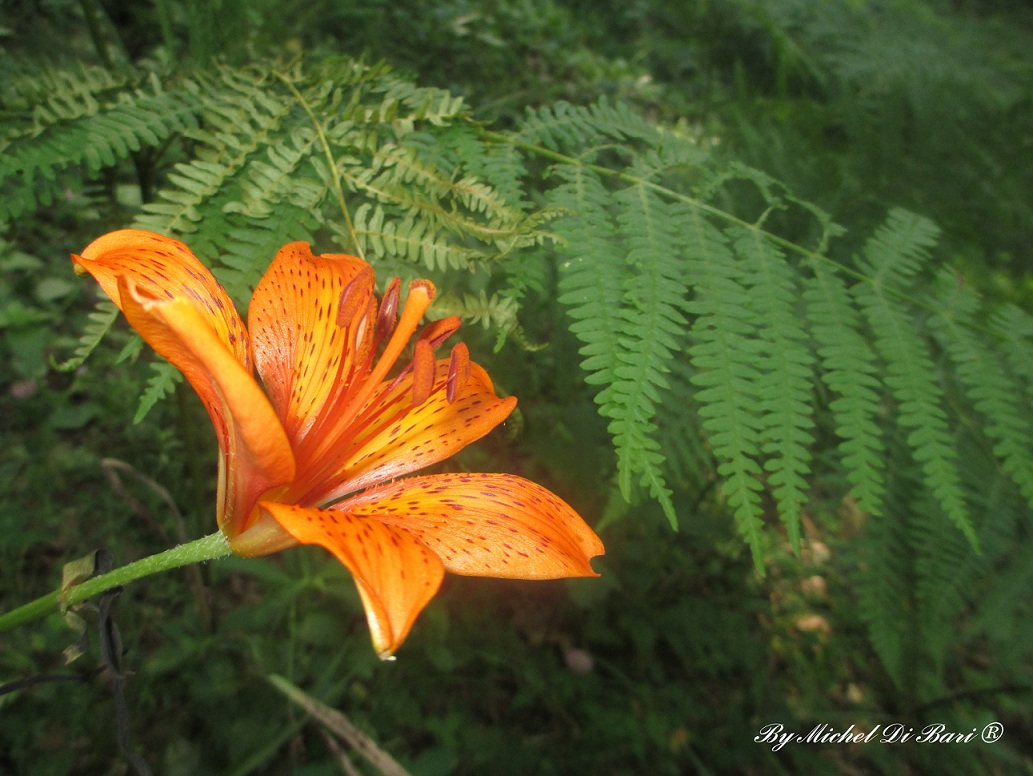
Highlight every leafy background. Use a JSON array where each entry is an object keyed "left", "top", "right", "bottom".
[{"left": 2, "top": 0, "right": 1033, "bottom": 773}]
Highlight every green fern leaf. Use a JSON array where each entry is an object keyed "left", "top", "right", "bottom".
[
  {"left": 732, "top": 226, "right": 815, "bottom": 548},
  {"left": 853, "top": 211, "right": 975, "bottom": 546},
  {"left": 683, "top": 211, "right": 765, "bottom": 566},
  {"left": 991, "top": 304, "right": 1033, "bottom": 410},
  {"left": 551, "top": 164, "right": 628, "bottom": 391},
  {"left": 0, "top": 68, "right": 200, "bottom": 221},
  {"left": 930, "top": 271, "right": 1033, "bottom": 505},
  {"left": 803, "top": 263, "right": 886, "bottom": 515},
  {"left": 134, "top": 361, "right": 183, "bottom": 424},
  {"left": 53, "top": 300, "right": 120, "bottom": 372},
  {"left": 602, "top": 184, "right": 687, "bottom": 528}
]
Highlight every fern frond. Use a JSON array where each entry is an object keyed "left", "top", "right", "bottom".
[
  {"left": 854, "top": 503, "right": 912, "bottom": 689},
  {"left": 683, "top": 211, "right": 766, "bottom": 565},
  {"left": 133, "top": 68, "right": 292, "bottom": 242},
  {"left": 428, "top": 290, "right": 520, "bottom": 336},
  {"left": 732, "top": 226, "right": 816, "bottom": 548},
  {"left": 518, "top": 97, "right": 661, "bottom": 151},
  {"left": 217, "top": 204, "right": 322, "bottom": 302},
  {"left": 548, "top": 164, "right": 684, "bottom": 515},
  {"left": 53, "top": 300, "right": 120, "bottom": 372},
  {"left": 351, "top": 204, "right": 479, "bottom": 272},
  {"left": 990, "top": 303, "right": 1033, "bottom": 410},
  {"left": 0, "top": 63, "right": 131, "bottom": 143},
  {"left": 551, "top": 165, "right": 629, "bottom": 397},
  {"left": 929, "top": 272, "right": 1033, "bottom": 505},
  {"left": 856, "top": 207, "right": 940, "bottom": 288},
  {"left": 0, "top": 67, "right": 199, "bottom": 221},
  {"left": 134, "top": 361, "right": 183, "bottom": 424},
  {"left": 656, "top": 358, "right": 712, "bottom": 496},
  {"left": 853, "top": 211, "right": 974, "bottom": 545},
  {"left": 803, "top": 263, "right": 886, "bottom": 515},
  {"left": 601, "top": 184, "right": 687, "bottom": 528},
  {"left": 449, "top": 127, "right": 530, "bottom": 210}
]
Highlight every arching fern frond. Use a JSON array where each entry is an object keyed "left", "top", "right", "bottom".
[
  {"left": 53, "top": 299, "right": 120, "bottom": 372},
  {"left": 929, "top": 271, "right": 1033, "bottom": 505},
  {"left": 991, "top": 304, "right": 1033, "bottom": 409},
  {"left": 852, "top": 209, "right": 974, "bottom": 546},
  {"left": 134, "top": 361, "right": 183, "bottom": 424},
  {"left": 428, "top": 290, "right": 521, "bottom": 335},
  {"left": 551, "top": 164, "right": 628, "bottom": 393},
  {"left": 351, "top": 203, "right": 479, "bottom": 272},
  {"left": 731, "top": 226, "right": 815, "bottom": 549},
  {"left": 549, "top": 164, "right": 682, "bottom": 512},
  {"left": 603, "top": 183, "right": 687, "bottom": 528},
  {"left": 683, "top": 211, "right": 765, "bottom": 563},
  {"left": 803, "top": 262, "right": 886, "bottom": 515},
  {"left": 518, "top": 97, "right": 662, "bottom": 151},
  {"left": 0, "top": 64, "right": 200, "bottom": 221}
]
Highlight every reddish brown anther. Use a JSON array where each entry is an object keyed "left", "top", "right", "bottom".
[
  {"left": 446, "top": 342, "right": 471, "bottom": 403},
  {"left": 418, "top": 315, "right": 461, "bottom": 350},
  {"left": 376, "top": 277, "right": 401, "bottom": 344},
  {"left": 338, "top": 267, "right": 374, "bottom": 328},
  {"left": 412, "top": 339, "right": 436, "bottom": 406}
]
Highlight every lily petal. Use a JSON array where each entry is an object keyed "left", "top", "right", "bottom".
[
  {"left": 338, "top": 473, "right": 604, "bottom": 579},
  {"left": 298, "top": 360, "right": 517, "bottom": 505},
  {"left": 117, "top": 277, "right": 295, "bottom": 536},
  {"left": 260, "top": 502, "right": 445, "bottom": 658},
  {"left": 248, "top": 242, "right": 374, "bottom": 447},
  {"left": 73, "top": 229, "right": 250, "bottom": 369}
]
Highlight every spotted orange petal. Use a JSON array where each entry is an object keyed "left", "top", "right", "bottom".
[
  {"left": 260, "top": 502, "right": 445, "bottom": 658},
  {"left": 73, "top": 229, "right": 250, "bottom": 369},
  {"left": 338, "top": 473, "right": 604, "bottom": 579},
  {"left": 248, "top": 242, "right": 374, "bottom": 447},
  {"left": 73, "top": 230, "right": 294, "bottom": 536},
  {"left": 296, "top": 360, "right": 517, "bottom": 506},
  {"left": 116, "top": 277, "right": 295, "bottom": 536}
]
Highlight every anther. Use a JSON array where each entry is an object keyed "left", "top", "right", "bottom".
[
  {"left": 446, "top": 342, "right": 470, "bottom": 403},
  {"left": 412, "top": 339, "right": 435, "bottom": 406},
  {"left": 418, "top": 315, "right": 461, "bottom": 350},
  {"left": 337, "top": 267, "right": 374, "bottom": 328},
  {"left": 376, "top": 277, "right": 401, "bottom": 343}
]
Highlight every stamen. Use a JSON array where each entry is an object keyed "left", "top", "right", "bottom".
[
  {"left": 352, "top": 297, "right": 376, "bottom": 353},
  {"left": 337, "top": 267, "right": 374, "bottom": 328},
  {"left": 287, "top": 278, "right": 435, "bottom": 504},
  {"left": 446, "top": 342, "right": 470, "bottom": 403},
  {"left": 303, "top": 279, "right": 436, "bottom": 467},
  {"left": 418, "top": 315, "right": 461, "bottom": 349},
  {"left": 412, "top": 340, "right": 436, "bottom": 406},
  {"left": 375, "top": 277, "right": 401, "bottom": 346}
]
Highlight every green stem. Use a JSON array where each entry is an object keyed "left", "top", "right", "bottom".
[
  {"left": 273, "top": 69, "right": 365, "bottom": 259},
  {"left": 479, "top": 124, "right": 968, "bottom": 327},
  {"left": 0, "top": 532, "right": 231, "bottom": 634}
]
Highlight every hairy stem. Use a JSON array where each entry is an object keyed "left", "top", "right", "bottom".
[{"left": 0, "top": 532, "right": 231, "bottom": 634}]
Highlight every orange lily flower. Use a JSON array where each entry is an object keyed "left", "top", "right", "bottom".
[{"left": 72, "top": 229, "right": 603, "bottom": 658}]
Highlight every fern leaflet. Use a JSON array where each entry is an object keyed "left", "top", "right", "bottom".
[
  {"left": 929, "top": 272, "right": 1033, "bottom": 505},
  {"left": 853, "top": 210, "right": 974, "bottom": 545},
  {"left": 683, "top": 210, "right": 765, "bottom": 566},
  {"left": 732, "top": 226, "right": 815, "bottom": 548},
  {"left": 803, "top": 262, "right": 886, "bottom": 515}
]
